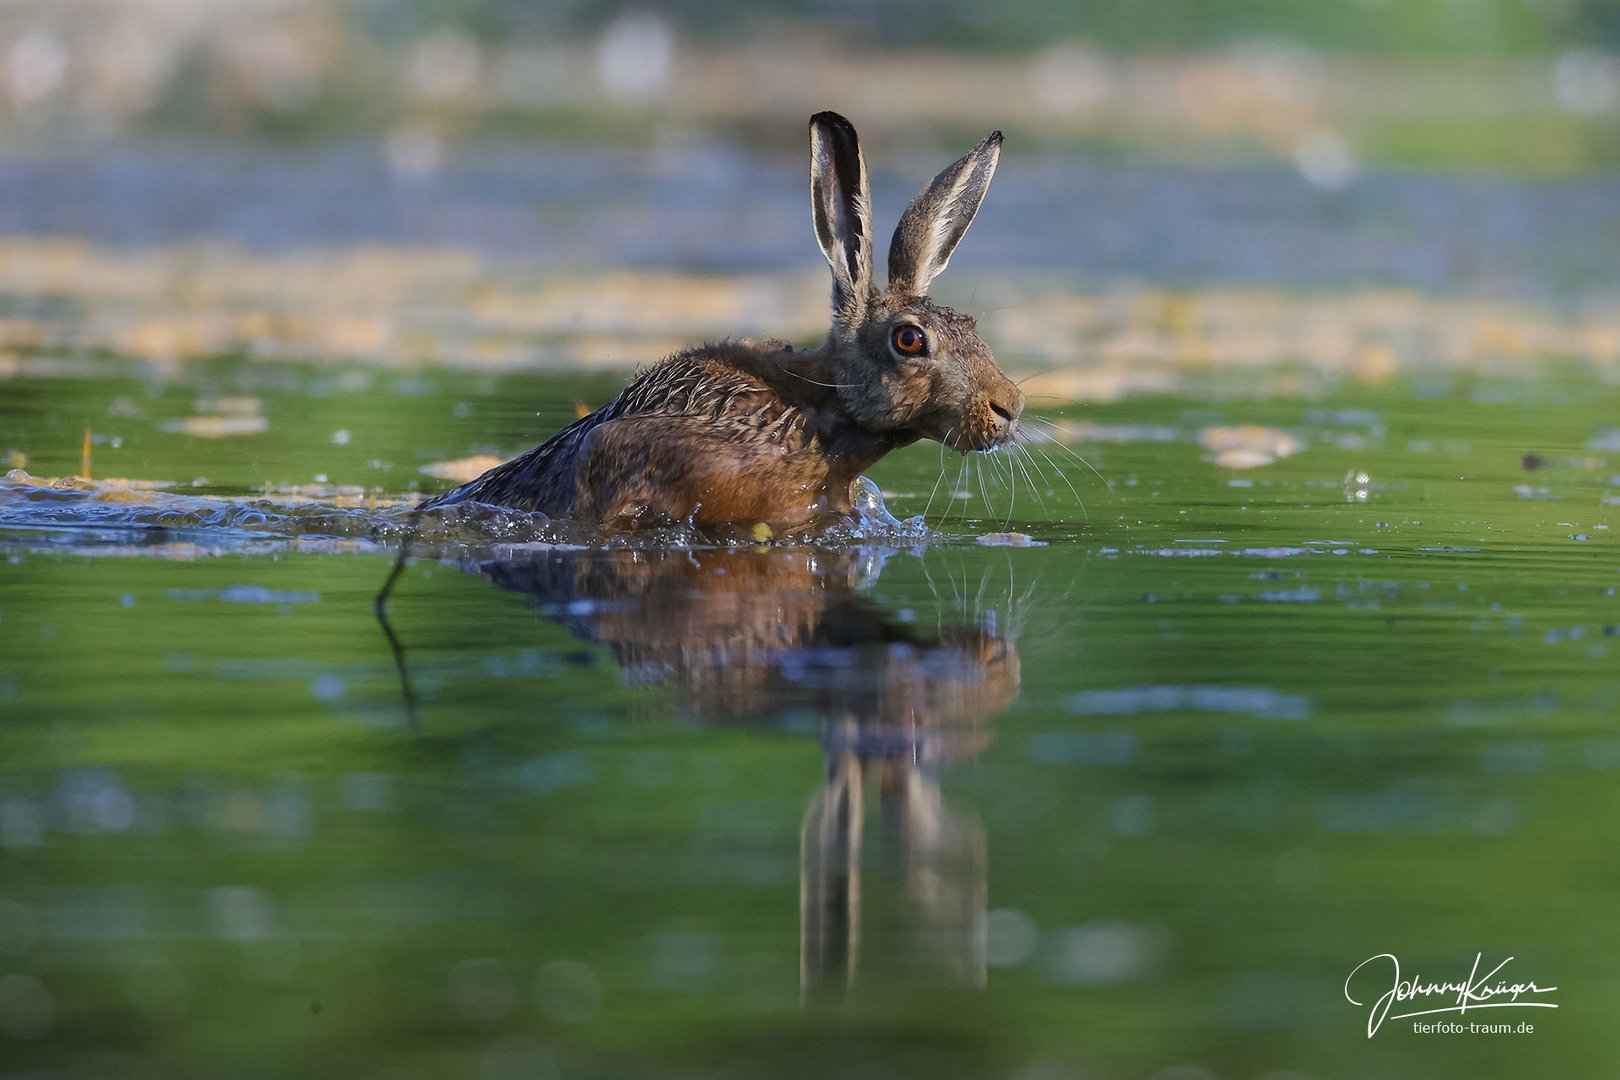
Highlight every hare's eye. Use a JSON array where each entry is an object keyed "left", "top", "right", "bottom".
[{"left": 891, "top": 324, "right": 927, "bottom": 356}]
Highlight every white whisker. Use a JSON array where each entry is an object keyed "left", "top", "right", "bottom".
[
  {"left": 1001, "top": 447, "right": 1016, "bottom": 530},
  {"left": 948, "top": 452, "right": 970, "bottom": 528},
  {"left": 1023, "top": 417, "right": 1116, "bottom": 494},
  {"left": 1017, "top": 428, "right": 1082, "bottom": 504},
  {"left": 975, "top": 454, "right": 992, "bottom": 526},
  {"left": 922, "top": 426, "right": 952, "bottom": 523},
  {"left": 1011, "top": 443, "right": 1048, "bottom": 518},
  {"left": 777, "top": 366, "right": 857, "bottom": 390}
]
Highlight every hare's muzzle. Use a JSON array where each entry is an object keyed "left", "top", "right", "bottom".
[{"left": 985, "top": 384, "right": 1024, "bottom": 446}]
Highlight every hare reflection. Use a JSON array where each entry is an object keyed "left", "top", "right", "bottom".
[{"left": 471, "top": 546, "right": 1019, "bottom": 994}]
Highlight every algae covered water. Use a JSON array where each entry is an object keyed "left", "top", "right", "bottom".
[{"left": 2, "top": 352, "right": 1618, "bottom": 1078}]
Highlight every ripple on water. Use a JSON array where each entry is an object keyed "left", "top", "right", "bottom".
[
  {"left": 0, "top": 469, "right": 418, "bottom": 544},
  {"left": 1069, "top": 685, "right": 1312, "bottom": 720},
  {"left": 0, "top": 471, "right": 935, "bottom": 554}
]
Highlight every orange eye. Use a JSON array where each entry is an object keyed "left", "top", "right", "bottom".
[{"left": 891, "top": 324, "right": 926, "bottom": 356}]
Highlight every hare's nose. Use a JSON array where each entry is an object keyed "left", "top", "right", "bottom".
[{"left": 989, "top": 386, "right": 1024, "bottom": 428}]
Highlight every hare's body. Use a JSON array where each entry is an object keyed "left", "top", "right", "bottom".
[
  {"left": 424, "top": 112, "right": 1022, "bottom": 529},
  {"left": 428, "top": 339, "right": 904, "bottom": 531}
]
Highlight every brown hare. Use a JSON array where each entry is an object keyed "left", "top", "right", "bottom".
[{"left": 423, "top": 111, "right": 1023, "bottom": 532}]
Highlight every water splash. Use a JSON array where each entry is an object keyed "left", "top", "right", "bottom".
[
  {"left": 0, "top": 469, "right": 559, "bottom": 551},
  {"left": 0, "top": 470, "right": 940, "bottom": 555}
]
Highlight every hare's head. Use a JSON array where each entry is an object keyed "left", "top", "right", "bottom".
[{"left": 809, "top": 111, "right": 1022, "bottom": 453}]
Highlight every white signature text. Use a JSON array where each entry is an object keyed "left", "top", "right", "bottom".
[{"left": 1344, "top": 952, "right": 1557, "bottom": 1038}]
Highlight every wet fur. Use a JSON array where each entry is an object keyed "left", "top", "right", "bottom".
[{"left": 429, "top": 339, "right": 904, "bottom": 531}]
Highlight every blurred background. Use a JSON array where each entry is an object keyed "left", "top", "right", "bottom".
[
  {"left": 6, "top": 0, "right": 1620, "bottom": 165},
  {"left": 1, "top": 0, "right": 1618, "bottom": 398}
]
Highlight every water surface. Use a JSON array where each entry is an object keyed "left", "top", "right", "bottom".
[{"left": 2, "top": 356, "right": 1617, "bottom": 1077}]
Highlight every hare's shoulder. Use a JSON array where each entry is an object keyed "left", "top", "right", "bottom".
[{"left": 613, "top": 339, "right": 816, "bottom": 436}]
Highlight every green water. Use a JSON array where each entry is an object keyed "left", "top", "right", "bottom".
[{"left": 2, "top": 359, "right": 1619, "bottom": 1078}]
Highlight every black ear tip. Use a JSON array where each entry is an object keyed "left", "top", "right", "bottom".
[
  {"left": 810, "top": 110, "right": 855, "bottom": 134},
  {"left": 987, "top": 130, "right": 1004, "bottom": 147}
]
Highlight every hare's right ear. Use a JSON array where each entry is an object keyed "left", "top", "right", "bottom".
[
  {"left": 888, "top": 130, "right": 1001, "bottom": 297},
  {"left": 809, "top": 111, "right": 874, "bottom": 325}
]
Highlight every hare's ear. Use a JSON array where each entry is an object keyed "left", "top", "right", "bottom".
[
  {"left": 888, "top": 130, "right": 1001, "bottom": 296},
  {"left": 809, "top": 111, "right": 874, "bottom": 323}
]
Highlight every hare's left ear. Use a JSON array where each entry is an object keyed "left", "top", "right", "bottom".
[
  {"left": 809, "top": 111, "right": 874, "bottom": 325},
  {"left": 888, "top": 130, "right": 1001, "bottom": 297}
]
